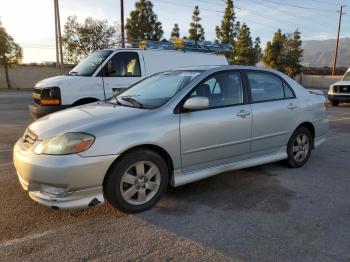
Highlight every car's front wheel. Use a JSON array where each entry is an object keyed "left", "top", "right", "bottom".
[
  {"left": 286, "top": 127, "right": 313, "bottom": 168},
  {"left": 104, "top": 149, "right": 169, "bottom": 213}
]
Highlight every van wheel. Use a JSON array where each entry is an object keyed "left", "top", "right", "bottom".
[
  {"left": 330, "top": 100, "right": 339, "bottom": 106},
  {"left": 286, "top": 127, "right": 312, "bottom": 168},
  {"left": 104, "top": 149, "right": 169, "bottom": 213}
]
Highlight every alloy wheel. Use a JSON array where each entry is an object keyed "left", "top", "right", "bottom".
[
  {"left": 120, "top": 161, "right": 161, "bottom": 205},
  {"left": 292, "top": 134, "right": 310, "bottom": 162}
]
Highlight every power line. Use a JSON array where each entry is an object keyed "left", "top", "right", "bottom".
[{"left": 241, "top": 0, "right": 337, "bottom": 13}]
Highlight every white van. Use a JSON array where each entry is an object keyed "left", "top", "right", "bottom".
[{"left": 29, "top": 48, "right": 228, "bottom": 119}]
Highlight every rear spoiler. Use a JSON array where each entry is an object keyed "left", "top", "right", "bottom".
[{"left": 307, "top": 89, "right": 324, "bottom": 95}]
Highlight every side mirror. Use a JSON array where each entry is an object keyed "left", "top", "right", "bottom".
[
  {"left": 105, "top": 61, "right": 115, "bottom": 75},
  {"left": 183, "top": 96, "right": 209, "bottom": 110}
]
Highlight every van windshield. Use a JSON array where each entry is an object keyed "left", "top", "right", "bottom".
[
  {"left": 109, "top": 70, "right": 202, "bottom": 109},
  {"left": 69, "top": 50, "right": 113, "bottom": 76},
  {"left": 342, "top": 71, "right": 350, "bottom": 81}
]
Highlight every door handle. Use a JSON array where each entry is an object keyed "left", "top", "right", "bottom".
[
  {"left": 237, "top": 110, "right": 251, "bottom": 118},
  {"left": 287, "top": 103, "right": 297, "bottom": 110}
]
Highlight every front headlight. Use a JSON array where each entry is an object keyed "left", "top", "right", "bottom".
[{"left": 34, "top": 132, "right": 95, "bottom": 155}]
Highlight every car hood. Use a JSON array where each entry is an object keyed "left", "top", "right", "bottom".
[
  {"left": 28, "top": 102, "right": 147, "bottom": 140},
  {"left": 331, "top": 80, "right": 350, "bottom": 86},
  {"left": 35, "top": 75, "right": 83, "bottom": 89}
]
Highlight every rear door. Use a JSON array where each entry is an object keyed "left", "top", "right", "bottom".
[
  {"left": 102, "top": 51, "right": 144, "bottom": 98},
  {"left": 180, "top": 70, "right": 252, "bottom": 173},
  {"left": 245, "top": 71, "right": 298, "bottom": 157}
]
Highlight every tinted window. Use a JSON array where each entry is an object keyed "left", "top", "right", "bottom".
[
  {"left": 247, "top": 72, "right": 285, "bottom": 102},
  {"left": 283, "top": 82, "right": 295, "bottom": 99},
  {"left": 190, "top": 71, "right": 244, "bottom": 108},
  {"left": 107, "top": 52, "right": 141, "bottom": 77}
]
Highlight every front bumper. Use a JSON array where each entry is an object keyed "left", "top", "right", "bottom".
[
  {"left": 29, "top": 103, "right": 71, "bottom": 120},
  {"left": 328, "top": 93, "right": 350, "bottom": 102},
  {"left": 13, "top": 140, "right": 118, "bottom": 209}
]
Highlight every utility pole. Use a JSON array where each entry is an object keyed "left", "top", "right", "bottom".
[
  {"left": 54, "top": 0, "right": 63, "bottom": 69},
  {"left": 120, "top": 0, "right": 125, "bottom": 48},
  {"left": 56, "top": 0, "right": 64, "bottom": 68},
  {"left": 332, "top": 5, "right": 345, "bottom": 76},
  {"left": 54, "top": 0, "right": 59, "bottom": 68}
]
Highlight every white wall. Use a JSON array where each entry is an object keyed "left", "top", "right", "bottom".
[
  {"left": 298, "top": 74, "right": 342, "bottom": 90},
  {"left": 0, "top": 65, "right": 71, "bottom": 90}
]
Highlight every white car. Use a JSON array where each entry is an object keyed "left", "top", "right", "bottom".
[
  {"left": 29, "top": 49, "right": 228, "bottom": 119},
  {"left": 328, "top": 67, "right": 350, "bottom": 106}
]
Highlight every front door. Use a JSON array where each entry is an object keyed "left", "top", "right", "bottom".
[
  {"left": 180, "top": 70, "right": 252, "bottom": 173},
  {"left": 102, "top": 51, "right": 143, "bottom": 98}
]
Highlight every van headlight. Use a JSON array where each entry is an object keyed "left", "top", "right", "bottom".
[{"left": 34, "top": 133, "right": 95, "bottom": 155}]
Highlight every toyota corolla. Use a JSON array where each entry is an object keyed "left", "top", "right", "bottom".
[{"left": 13, "top": 65, "right": 328, "bottom": 213}]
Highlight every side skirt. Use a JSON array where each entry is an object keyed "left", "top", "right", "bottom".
[{"left": 171, "top": 147, "right": 287, "bottom": 187}]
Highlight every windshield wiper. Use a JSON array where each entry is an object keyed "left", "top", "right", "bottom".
[{"left": 120, "top": 97, "right": 144, "bottom": 108}]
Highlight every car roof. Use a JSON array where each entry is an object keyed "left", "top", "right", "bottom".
[{"left": 172, "top": 64, "right": 280, "bottom": 74}]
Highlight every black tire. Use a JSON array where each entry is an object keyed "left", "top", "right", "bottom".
[
  {"left": 330, "top": 100, "right": 339, "bottom": 106},
  {"left": 286, "top": 127, "right": 313, "bottom": 168},
  {"left": 103, "top": 149, "right": 169, "bottom": 213}
]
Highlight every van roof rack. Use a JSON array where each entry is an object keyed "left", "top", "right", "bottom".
[{"left": 133, "top": 40, "right": 232, "bottom": 53}]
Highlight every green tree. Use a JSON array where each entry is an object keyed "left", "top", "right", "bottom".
[
  {"left": 282, "top": 30, "right": 303, "bottom": 77},
  {"left": 263, "top": 29, "right": 285, "bottom": 72},
  {"left": 125, "top": 0, "right": 163, "bottom": 46},
  {"left": 232, "top": 24, "right": 261, "bottom": 65},
  {"left": 215, "top": 0, "right": 239, "bottom": 45},
  {"left": 263, "top": 29, "right": 303, "bottom": 77},
  {"left": 171, "top": 23, "right": 180, "bottom": 40},
  {"left": 188, "top": 6, "right": 205, "bottom": 42},
  {"left": 0, "top": 21, "right": 23, "bottom": 89},
  {"left": 62, "top": 16, "right": 118, "bottom": 64}
]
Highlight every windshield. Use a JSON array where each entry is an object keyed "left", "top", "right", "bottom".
[
  {"left": 69, "top": 50, "right": 113, "bottom": 76},
  {"left": 342, "top": 71, "right": 350, "bottom": 81},
  {"left": 109, "top": 70, "right": 202, "bottom": 108}
]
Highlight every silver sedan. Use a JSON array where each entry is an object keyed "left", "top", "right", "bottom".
[{"left": 13, "top": 65, "right": 328, "bottom": 213}]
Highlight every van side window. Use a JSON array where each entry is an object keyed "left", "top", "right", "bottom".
[{"left": 107, "top": 52, "right": 141, "bottom": 77}]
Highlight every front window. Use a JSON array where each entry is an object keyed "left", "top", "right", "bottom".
[
  {"left": 69, "top": 50, "right": 113, "bottom": 76},
  {"left": 109, "top": 71, "right": 202, "bottom": 108},
  {"left": 189, "top": 71, "right": 244, "bottom": 108},
  {"left": 342, "top": 71, "right": 350, "bottom": 81}
]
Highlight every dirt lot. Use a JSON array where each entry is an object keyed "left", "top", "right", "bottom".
[{"left": 0, "top": 91, "right": 349, "bottom": 262}]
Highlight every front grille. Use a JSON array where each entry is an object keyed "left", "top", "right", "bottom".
[
  {"left": 334, "top": 85, "right": 350, "bottom": 94},
  {"left": 22, "top": 129, "right": 38, "bottom": 150}
]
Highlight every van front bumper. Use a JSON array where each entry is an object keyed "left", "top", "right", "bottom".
[
  {"left": 29, "top": 103, "right": 71, "bottom": 120},
  {"left": 13, "top": 140, "right": 117, "bottom": 209}
]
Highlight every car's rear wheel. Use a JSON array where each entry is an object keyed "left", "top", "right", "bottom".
[
  {"left": 286, "top": 127, "right": 312, "bottom": 168},
  {"left": 330, "top": 100, "right": 339, "bottom": 106},
  {"left": 104, "top": 149, "right": 169, "bottom": 213}
]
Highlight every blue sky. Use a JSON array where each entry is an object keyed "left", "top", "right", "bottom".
[{"left": 0, "top": 0, "right": 349, "bottom": 63}]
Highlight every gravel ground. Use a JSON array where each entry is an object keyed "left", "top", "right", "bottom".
[{"left": 0, "top": 91, "right": 349, "bottom": 262}]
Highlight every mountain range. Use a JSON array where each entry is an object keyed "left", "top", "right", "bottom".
[{"left": 302, "top": 38, "right": 350, "bottom": 67}]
